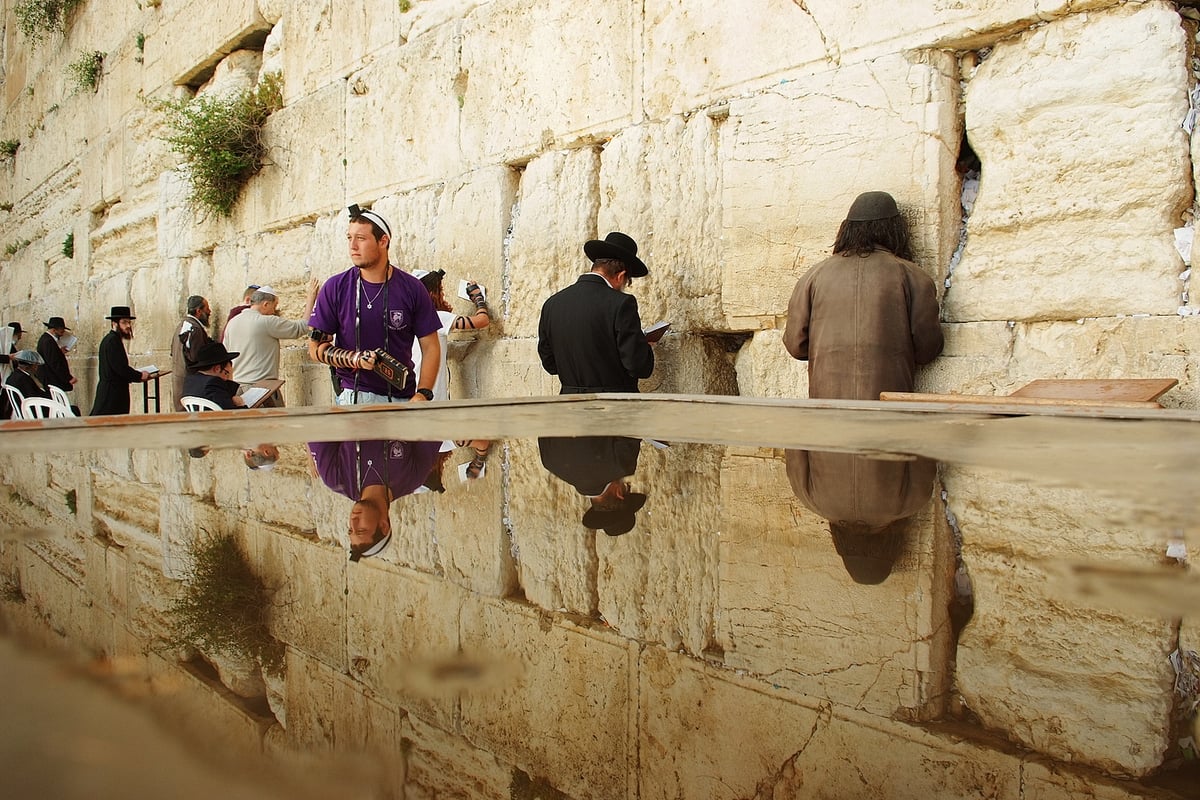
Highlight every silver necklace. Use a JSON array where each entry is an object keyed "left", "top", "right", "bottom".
[{"left": 362, "top": 267, "right": 390, "bottom": 309}]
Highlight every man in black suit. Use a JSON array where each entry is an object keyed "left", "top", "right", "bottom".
[
  {"left": 538, "top": 435, "right": 648, "bottom": 537},
  {"left": 537, "top": 231, "right": 654, "bottom": 393}
]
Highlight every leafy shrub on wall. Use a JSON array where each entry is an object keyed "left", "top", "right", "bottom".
[
  {"left": 156, "top": 72, "right": 284, "bottom": 219},
  {"left": 15, "top": 0, "right": 84, "bottom": 45}
]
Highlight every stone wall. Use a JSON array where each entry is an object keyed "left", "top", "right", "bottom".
[
  {"left": 1, "top": 0, "right": 1195, "bottom": 408},
  {"left": 1, "top": 0, "right": 1196, "bottom": 797}
]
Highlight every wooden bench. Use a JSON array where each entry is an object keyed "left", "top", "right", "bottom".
[{"left": 881, "top": 378, "right": 1178, "bottom": 409}]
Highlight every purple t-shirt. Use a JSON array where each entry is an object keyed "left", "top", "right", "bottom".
[{"left": 309, "top": 266, "right": 441, "bottom": 395}]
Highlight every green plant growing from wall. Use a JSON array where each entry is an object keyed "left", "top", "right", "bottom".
[
  {"left": 0, "top": 203, "right": 12, "bottom": 212},
  {"left": 166, "top": 531, "right": 283, "bottom": 675},
  {"left": 15, "top": 0, "right": 84, "bottom": 45},
  {"left": 4, "top": 239, "right": 32, "bottom": 256},
  {"left": 66, "top": 50, "right": 104, "bottom": 93},
  {"left": 135, "top": 31, "right": 145, "bottom": 63},
  {"left": 398, "top": 0, "right": 413, "bottom": 11},
  {"left": 0, "top": 140, "right": 20, "bottom": 161},
  {"left": 62, "top": 231, "right": 74, "bottom": 258},
  {"left": 156, "top": 72, "right": 283, "bottom": 218}
]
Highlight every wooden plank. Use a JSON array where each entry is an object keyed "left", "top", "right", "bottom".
[
  {"left": 1009, "top": 378, "right": 1177, "bottom": 402},
  {"left": 879, "top": 391, "right": 1163, "bottom": 409}
]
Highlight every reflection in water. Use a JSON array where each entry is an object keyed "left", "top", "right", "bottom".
[
  {"left": 308, "top": 438, "right": 441, "bottom": 560},
  {"left": 0, "top": 412, "right": 1196, "bottom": 799},
  {"left": 784, "top": 449, "right": 937, "bottom": 584},
  {"left": 538, "top": 436, "right": 648, "bottom": 536}
]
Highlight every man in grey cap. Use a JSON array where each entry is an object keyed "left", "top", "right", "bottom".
[
  {"left": 783, "top": 191, "right": 944, "bottom": 400},
  {"left": 223, "top": 281, "right": 318, "bottom": 406}
]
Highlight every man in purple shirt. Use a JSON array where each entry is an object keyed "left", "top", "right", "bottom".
[{"left": 308, "top": 205, "right": 441, "bottom": 404}]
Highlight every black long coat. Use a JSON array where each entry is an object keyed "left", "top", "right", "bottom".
[
  {"left": 538, "top": 436, "right": 642, "bottom": 496},
  {"left": 537, "top": 274, "right": 653, "bottom": 393},
  {"left": 36, "top": 331, "right": 74, "bottom": 393},
  {"left": 90, "top": 330, "right": 142, "bottom": 416}
]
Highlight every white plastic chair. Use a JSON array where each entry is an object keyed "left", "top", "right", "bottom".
[
  {"left": 4, "top": 384, "right": 26, "bottom": 420},
  {"left": 181, "top": 395, "right": 222, "bottom": 412},
  {"left": 48, "top": 384, "right": 76, "bottom": 414},
  {"left": 23, "top": 397, "right": 70, "bottom": 419}
]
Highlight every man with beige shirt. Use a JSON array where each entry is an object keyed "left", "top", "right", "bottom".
[{"left": 223, "top": 281, "right": 318, "bottom": 406}]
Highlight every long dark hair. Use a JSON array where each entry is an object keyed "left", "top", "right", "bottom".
[{"left": 832, "top": 216, "right": 913, "bottom": 261}]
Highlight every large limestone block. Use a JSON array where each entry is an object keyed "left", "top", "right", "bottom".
[
  {"left": 948, "top": 469, "right": 1177, "bottom": 776},
  {"left": 598, "top": 117, "right": 725, "bottom": 334},
  {"left": 736, "top": 329, "right": 808, "bottom": 398},
  {"left": 638, "top": 333, "right": 740, "bottom": 395},
  {"left": 89, "top": 199, "right": 157, "bottom": 278},
  {"left": 505, "top": 437, "right": 599, "bottom": 615},
  {"left": 150, "top": 0, "right": 270, "bottom": 89},
  {"left": 458, "top": 0, "right": 636, "bottom": 163},
  {"left": 458, "top": 596, "right": 636, "bottom": 800},
  {"left": 158, "top": 494, "right": 226, "bottom": 580},
  {"left": 92, "top": 474, "right": 161, "bottom": 552},
  {"left": 716, "top": 449, "right": 951, "bottom": 719},
  {"left": 428, "top": 167, "right": 515, "bottom": 328},
  {"left": 278, "top": 0, "right": 333, "bottom": 102},
  {"left": 344, "top": 27, "right": 463, "bottom": 199},
  {"left": 255, "top": 529, "right": 347, "bottom": 670},
  {"left": 594, "top": 442, "right": 720, "bottom": 656},
  {"left": 401, "top": 713, "right": 512, "bottom": 800},
  {"left": 463, "top": 338, "right": 560, "bottom": 399},
  {"left": 951, "top": 4, "right": 1190, "bottom": 322},
  {"left": 722, "top": 51, "right": 958, "bottom": 329},
  {"left": 425, "top": 444, "right": 519, "bottom": 598},
  {"left": 345, "top": 562, "right": 463, "bottom": 729},
  {"left": 641, "top": 647, "right": 1029, "bottom": 799},
  {"left": 241, "top": 83, "right": 346, "bottom": 230},
  {"left": 642, "top": 0, "right": 830, "bottom": 117},
  {"left": 152, "top": 660, "right": 275, "bottom": 762},
  {"left": 505, "top": 147, "right": 601, "bottom": 338}
]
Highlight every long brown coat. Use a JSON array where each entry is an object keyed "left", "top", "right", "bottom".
[{"left": 783, "top": 249, "right": 943, "bottom": 400}]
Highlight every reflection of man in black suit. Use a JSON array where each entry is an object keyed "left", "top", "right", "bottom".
[
  {"left": 537, "top": 232, "right": 654, "bottom": 393},
  {"left": 538, "top": 436, "right": 647, "bottom": 536},
  {"left": 308, "top": 439, "right": 441, "bottom": 561},
  {"left": 785, "top": 449, "right": 937, "bottom": 584}
]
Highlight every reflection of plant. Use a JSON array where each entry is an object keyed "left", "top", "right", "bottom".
[
  {"left": 0, "top": 140, "right": 19, "bottom": 161},
  {"left": 15, "top": 0, "right": 84, "bottom": 44},
  {"left": 0, "top": 203, "right": 12, "bottom": 212},
  {"left": 135, "top": 32, "right": 145, "bottom": 63},
  {"left": 156, "top": 72, "right": 283, "bottom": 218},
  {"left": 167, "top": 532, "right": 283, "bottom": 674},
  {"left": 67, "top": 50, "right": 104, "bottom": 92},
  {"left": 62, "top": 232, "right": 74, "bottom": 258},
  {"left": 398, "top": 0, "right": 412, "bottom": 11}
]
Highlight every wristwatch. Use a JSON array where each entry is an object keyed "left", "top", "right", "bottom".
[{"left": 414, "top": 387, "right": 434, "bottom": 400}]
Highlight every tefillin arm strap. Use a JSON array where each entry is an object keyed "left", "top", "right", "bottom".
[{"left": 315, "top": 341, "right": 365, "bottom": 369}]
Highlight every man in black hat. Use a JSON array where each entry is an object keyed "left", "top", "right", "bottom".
[
  {"left": 537, "top": 231, "right": 655, "bottom": 393},
  {"left": 90, "top": 306, "right": 152, "bottom": 416},
  {"left": 181, "top": 341, "right": 246, "bottom": 409},
  {"left": 783, "top": 191, "right": 943, "bottom": 400},
  {"left": 36, "top": 317, "right": 76, "bottom": 399},
  {"left": 538, "top": 435, "right": 648, "bottom": 537}
]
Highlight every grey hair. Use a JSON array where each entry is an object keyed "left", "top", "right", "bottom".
[{"left": 250, "top": 290, "right": 277, "bottom": 304}]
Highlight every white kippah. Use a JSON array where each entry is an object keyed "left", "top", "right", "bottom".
[{"left": 356, "top": 208, "right": 391, "bottom": 239}]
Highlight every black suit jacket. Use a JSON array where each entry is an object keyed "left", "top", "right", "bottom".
[
  {"left": 36, "top": 331, "right": 73, "bottom": 392},
  {"left": 537, "top": 274, "right": 653, "bottom": 393},
  {"left": 90, "top": 330, "right": 142, "bottom": 416},
  {"left": 538, "top": 436, "right": 642, "bottom": 496}
]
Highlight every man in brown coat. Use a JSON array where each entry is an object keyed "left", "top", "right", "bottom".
[{"left": 783, "top": 191, "right": 943, "bottom": 400}]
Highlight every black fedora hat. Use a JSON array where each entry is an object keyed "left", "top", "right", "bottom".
[
  {"left": 191, "top": 341, "right": 240, "bottom": 370},
  {"left": 583, "top": 231, "right": 648, "bottom": 278},
  {"left": 581, "top": 492, "right": 647, "bottom": 537},
  {"left": 105, "top": 306, "right": 136, "bottom": 320},
  {"left": 43, "top": 317, "right": 71, "bottom": 331},
  {"left": 7, "top": 322, "right": 23, "bottom": 334}
]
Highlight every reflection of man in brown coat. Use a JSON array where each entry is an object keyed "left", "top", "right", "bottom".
[{"left": 783, "top": 191, "right": 943, "bottom": 400}]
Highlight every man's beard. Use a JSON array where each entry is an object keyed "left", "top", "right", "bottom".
[
  {"left": 118, "top": 328, "right": 133, "bottom": 340},
  {"left": 197, "top": 312, "right": 210, "bottom": 326}
]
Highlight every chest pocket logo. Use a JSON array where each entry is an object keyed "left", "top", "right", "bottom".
[
  {"left": 388, "top": 309, "right": 407, "bottom": 330},
  {"left": 389, "top": 441, "right": 409, "bottom": 460}
]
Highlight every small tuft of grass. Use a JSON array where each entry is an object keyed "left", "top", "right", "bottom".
[
  {"left": 166, "top": 532, "right": 283, "bottom": 674},
  {"left": 0, "top": 203, "right": 12, "bottom": 212},
  {"left": 15, "top": 0, "right": 84, "bottom": 45},
  {"left": 65, "top": 488, "right": 77, "bottom": 515},
  {"left": 398, "top": 0, "right": 412, "bottom": 11},
  {"left": 62, "top": 232, "right": 74, "bottom": 258},
  {"left": 5, "top": 239, "right": 32, "bottom": 256},
  {"left": 156, "top": 72, "right": 283, "bottom": 218},
  {"left": 66, "top": 50, "right": 104, "bottom": 93},
  {"left": 0, "top": 140, "right": 20, "bottom": 161}
]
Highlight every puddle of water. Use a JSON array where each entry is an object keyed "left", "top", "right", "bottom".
[{"left": 0, "top": 397, "right": 1197, "bottom": 798}]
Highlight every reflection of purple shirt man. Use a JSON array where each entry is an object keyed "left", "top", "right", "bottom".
[
  {"left": 308, "top": 439, "right": 441, "bottom": 561},
  {"left": 307, "top": 205, "right": 441, "bottom": 404}
]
